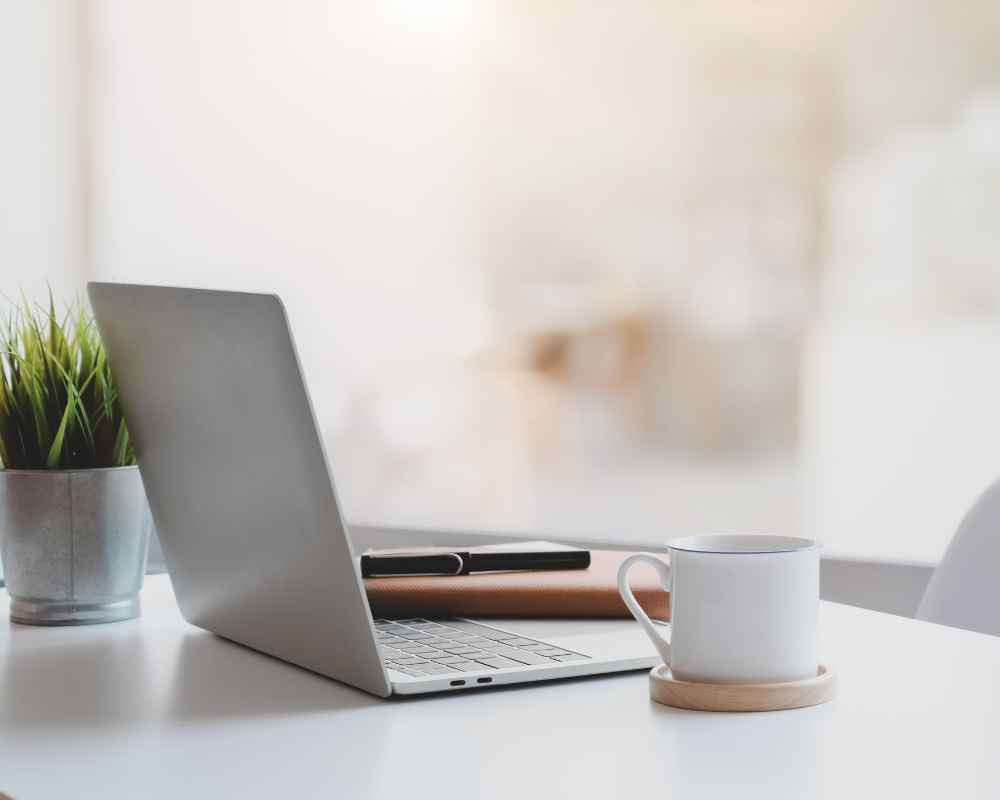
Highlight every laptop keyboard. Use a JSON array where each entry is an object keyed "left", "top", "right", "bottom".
[{"left": 375, "top": 618, "right": 589, "bottom": 678}]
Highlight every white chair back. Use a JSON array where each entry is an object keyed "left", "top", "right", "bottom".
[{"left": 917, "top": 477, "right": 1000, "bottom": 636}]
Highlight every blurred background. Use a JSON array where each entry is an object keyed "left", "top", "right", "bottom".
[{"left": 3, "top": 0, "right": 1000, "bottom": 566}]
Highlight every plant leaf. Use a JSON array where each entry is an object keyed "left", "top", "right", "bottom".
[
  {"left": 0, "top": 292, "right": 137, "bottom": 470},
  {"left": 46, "top": 399, "right": 73, "bottom": 469}
]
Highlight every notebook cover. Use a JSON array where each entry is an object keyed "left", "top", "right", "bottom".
[{"left": 363, "top": 550, "right": 669, "bottom": 618}]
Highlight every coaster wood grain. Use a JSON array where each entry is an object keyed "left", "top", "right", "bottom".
[{"left": 649, "top": 663, "right": 836, "bottom": 712}]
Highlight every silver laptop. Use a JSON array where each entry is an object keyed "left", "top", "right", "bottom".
[{"left": 89, "top": 282, "right": 660, "bottom": 696}]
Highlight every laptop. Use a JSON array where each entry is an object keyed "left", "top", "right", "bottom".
[{"left": 88, "top": 282, "right": 660, "bottom": 696}]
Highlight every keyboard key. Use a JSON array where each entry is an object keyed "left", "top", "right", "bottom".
[
  {"left": 418, "top": 666, "right": 459, "bottom": 675},
  {"left": 418, "top": 638, "right": 450, "bottom": 646},
  {"left": 427, "top": 655, "right": 469, "bottom": 664},
  {"left": 495, "top": 638, "right": 537, "bottom": 647},
  {"left": 452, "top": 637, "right": 490, "bottom": 645},
  {"left": 441, "top": 647, "right": 487, "bottom": 656},
  {"left": 551, "top": 654, "right": 588, "bottom": 661},
  {"left": 450, "top": 628, "right": 511, "bottom": 641},
  {"left": 433, "top": 631, "right": 473, "bottom": 639},
  {"left": 377, "top": 625, "right": 409, "bottom": 633},
  {"left": 473, "top": 656, "right": 522, "bottom": 669},
  {"left": 388, "top": 667, "right": 424, "bottom": 677},
  {"left": 377, "top": 636, "right": 407, "bottom": 645},
  {"left": 515, "top": 643, "right": 550, "bottom": 651},
  {"left": 533, "top": 649, "right": 571, "bottom": 657},
  {"left": 395, "top": 619, "right": 431, "bottom": 625},
  {"left": 391, "top": 657, "right": 433, "bottom": 666},
  {"left": 448, "top": 661, "right": 493, "bottom": 673},
  {"left": 398, "top": 632, "right": 435, "bottom": 640},
  {"left": 500, "top": 651, "right": 555, "bottom": 666},
  {"left": 401, "top": 647, "right": 440, "bottom": 655}
]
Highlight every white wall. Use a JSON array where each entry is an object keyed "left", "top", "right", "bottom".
[
  {"left": 5, "top": 0, "right": 1000, "bottom": 561},
  {"left": 84, "top": 1, "right": 520, "bottom": 526},
  {"left": 802, "top": 321, "right": 1000, "bottom": 562},
  {"left": 88, "top": 0, "right": 490, "bottom": 403},
  {"left": 0, "top": 0, "right": 87, "bottom": 304},
  {"left": 803, "top": 90, "right": 1000, "bottom": 562}
]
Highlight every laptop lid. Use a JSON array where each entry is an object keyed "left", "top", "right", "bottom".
[{"left": 89, "top": 282, "right": 390, "bottom": 697}]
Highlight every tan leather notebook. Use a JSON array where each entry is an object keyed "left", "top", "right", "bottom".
[{"left": 363, "top": 549, "right": 669, "bottom": 618}]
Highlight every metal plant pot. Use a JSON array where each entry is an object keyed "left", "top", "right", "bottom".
[{"left": 0, "top": 466, "right": 152, "bottom": 625}]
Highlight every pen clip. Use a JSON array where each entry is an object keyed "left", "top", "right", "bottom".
[{"left": 365, "top": 552, "right": 465, "bottom": 577}]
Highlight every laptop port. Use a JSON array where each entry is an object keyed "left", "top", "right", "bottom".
[
  {"left": 477, "top": 677, "right": 492, "bottom": 684},
  {"left": 450, "top": 680, "right": 465, "bottom": 686}
]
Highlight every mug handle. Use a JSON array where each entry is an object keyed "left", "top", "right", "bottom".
[{"left": 617, "top": 553, "right": 672, "bottom": 665}]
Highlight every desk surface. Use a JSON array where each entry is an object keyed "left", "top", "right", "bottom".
[{"left": 0, "top": 575, "right": 997, "bottom": 800}]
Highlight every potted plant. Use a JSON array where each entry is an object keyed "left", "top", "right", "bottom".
[{"left": 0, "top": 295, "right": 151, "bottom": 625}]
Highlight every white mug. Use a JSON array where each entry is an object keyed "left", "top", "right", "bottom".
[{"left": 618, "top": 535, "right": 821, "bottom": 685}]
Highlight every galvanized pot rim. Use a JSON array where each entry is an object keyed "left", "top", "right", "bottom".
[{"left": 0, "top": 465, "right": 139, "bottom": 475}]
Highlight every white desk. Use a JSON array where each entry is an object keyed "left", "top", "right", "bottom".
[{"left": 0, "top": 574, "right": 997, "bottom": 800}]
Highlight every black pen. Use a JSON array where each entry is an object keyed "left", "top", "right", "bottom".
[{"left": 360, "top": 549, "right": 590, "bottom": 578}]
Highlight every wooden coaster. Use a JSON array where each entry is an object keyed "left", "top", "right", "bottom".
[{"left": 649, "top": 663, "right": 836, "bottom": 712}]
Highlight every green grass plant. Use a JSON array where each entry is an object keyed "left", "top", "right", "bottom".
[{"left": 0, "top": 294, "right": 135, "bottom": 470}]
